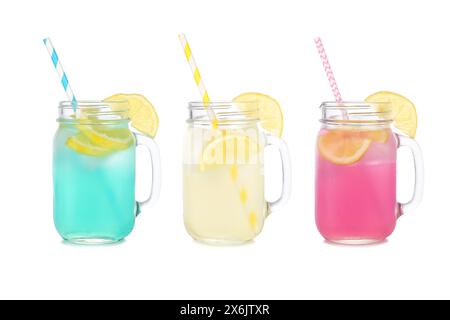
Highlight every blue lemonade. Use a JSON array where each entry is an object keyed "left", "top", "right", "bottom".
[{"left": 53, "top": 120, "right": 136, "bottom": 244}]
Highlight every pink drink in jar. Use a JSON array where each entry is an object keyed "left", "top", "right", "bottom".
[
  {"left": 314, "top": 101, "right": 425, "bottom": 245},
  {"left": 316, "top": 126, "right": 397, "bottom": 244}
]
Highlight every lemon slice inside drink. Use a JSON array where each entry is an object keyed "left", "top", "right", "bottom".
[
  {"left": 365, "top": 91, "right": 417, "bottom": 138},
  {"left": 232, "top": 92, "right": 284, "bottom": 137},
  {"left": 318, "top": 130, "right": 372, "bottom": 165},
  {"left": 105, "top": 93, "right": 159, "bottom": 138},
  {"left": 67, "top": 128, "right": 133, "bottom": 157},
  {"left": 67, "top": 133, "right": 111, "bottom": 157},
  {"left": 78, "top": 127, "right": 133, "bottom": 150},
  {"left": 200, "top": 132, "right": 261, "bottom": 170},
  {"left": 317, "top": 128, "right": 391, "bottom": 165}
]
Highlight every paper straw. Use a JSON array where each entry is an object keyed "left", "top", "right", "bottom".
[
  {"left": 43, "top": 38, "right": 77, "bottom": 111},
  {"left": 178, "top": 33, "right": 218, "bottom": 128},
  {"left": 314, "top": 37, "right": 343, "bottom": 103}
]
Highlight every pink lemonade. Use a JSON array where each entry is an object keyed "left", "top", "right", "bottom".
[{"left": 316, "top": 128, "right": 398, "bottom": 244}]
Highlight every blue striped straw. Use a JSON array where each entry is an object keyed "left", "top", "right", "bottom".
[{"left": 43, "top": 37, "right": 77, "bottom": 111}]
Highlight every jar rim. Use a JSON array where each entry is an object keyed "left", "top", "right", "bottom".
[
  {"left": 320, "top": 101, "right": 391, "bottom": 110},
  {"left": 187, "top": 101, "right": 259, "bottom": 125},
  {"left": 57, "top": 100, "right": 130, "bottom": 123},
  {"left": 58, "top": 100, "right": 128, "bottom": 111},
  {"left": 189, "top": 100, "right": 257, "bottom": 109},
  {"left": 320, "top": 101, "right": 393, "bottom": 126}
]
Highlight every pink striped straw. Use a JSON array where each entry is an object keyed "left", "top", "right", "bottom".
[{"left": 314, "top": 37, "right": 343, "bottom": 103}]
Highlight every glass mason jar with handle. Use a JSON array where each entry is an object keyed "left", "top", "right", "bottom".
[
  {"left": 53, "top": 101, "right": 161, "bottom": 244},
  {"left": 315, "top": 102, "right": 424, "bottom": 244},
  {"left": 183, "top": 101, "right": 291, "bottom": 244}
]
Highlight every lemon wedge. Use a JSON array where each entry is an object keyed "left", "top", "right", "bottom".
[
  {"left": 105, "top": 93, "right": 159, "bottom": 137},
  {"left": 318, "top": 130, "right": 372, "bottom": 165},
  {"left": 66, "top": 133, "right": 110, "bottom": 157},
  {"left": 365, "top": 91, "right": 417, "bottom": 138},
  {"left": 66, "top": 128, "right": 133, "bottom": 156},
  {"left": 232, "top": 92, "right": 284, "bottom": 137},
  {"left": 200, "top": 132, "right": 261, "bottom": 170},
  {"left": 78, "top": 126, "right": 133, "bottom": 150}
]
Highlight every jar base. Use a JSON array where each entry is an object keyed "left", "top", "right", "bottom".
[
  {"left": 327, "top": 238, "right": 385, "bottom": 245},
  {"left": 64, "top": 237, "right": 123, "bottom": 245},
  {"left": 194, "top": 237, "right": 253, "bottom": 246}
]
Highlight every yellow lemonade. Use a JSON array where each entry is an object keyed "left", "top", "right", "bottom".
[
  {"left": 183, "top": 95, "right": 286, "bottom": 244},
  {"left": 183, "top": 126, "right": 266, "bottom": 243},
  {"left": 184, "top": 163, "right": 266, "bottom": 243}
]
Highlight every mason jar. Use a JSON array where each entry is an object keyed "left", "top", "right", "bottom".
[
  {"left": 183, "top": 101, "right": 291, "bottom": 244},
  {"left": 316, "top": 101, "right": 424, "bottom": 244},
  {"left": 53, "top": 101, "right": 161, "bottom": 244}
]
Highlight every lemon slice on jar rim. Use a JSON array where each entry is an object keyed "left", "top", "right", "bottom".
[
  {"left": 105, "top": 93, "right": 159, "bottom": 138},
  {"left": 232, "top": 92, "right": 284, "bottom": 137},
  {"left": 365, "top": 91, "right": 417, "bottom": 138}
]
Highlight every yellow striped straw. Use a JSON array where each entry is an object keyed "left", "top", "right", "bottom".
[{"left": 178, "top": 33, "right": 218, "bottom": 129}]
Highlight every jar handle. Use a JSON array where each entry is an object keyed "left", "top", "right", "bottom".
[
  {"left": 265, "top": 135, "right": 292, "bottom": 215},
  {"left": 396, "top": 134, "right": 424, "bottom": 217},
  {"left": 134, "top": 133, "right": 162, "bottom": 216}
]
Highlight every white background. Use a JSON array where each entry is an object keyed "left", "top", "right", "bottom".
[{"left": 0, "top": 0, "right": 448, "bottom": 299}]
